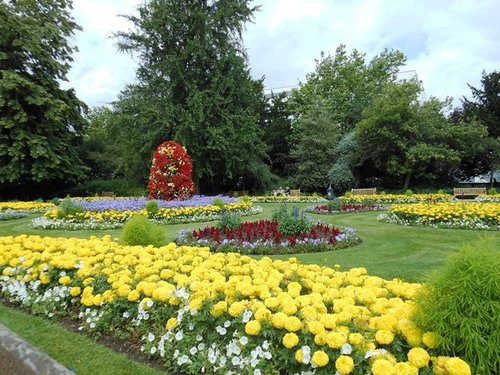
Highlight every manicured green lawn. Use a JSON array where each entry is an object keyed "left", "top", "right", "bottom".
[{"left": 0, "top": 202, "right": 498, "bottom": 375}]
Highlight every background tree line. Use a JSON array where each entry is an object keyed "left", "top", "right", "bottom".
[{"left": 1, "top": 0, "right": 498, "bottom": 199}]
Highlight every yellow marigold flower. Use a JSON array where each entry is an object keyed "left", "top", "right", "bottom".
[
  {"left": 335, "top": 355, "right": 354, "bottom": 375},
  {"left": 210, "top": 301, "right": 227, "bottom": 317},
  {"left": 127, "top": 290, "right": 140, "bottom": 302},
  {"left": 189, "top": 298, "right": 203, "bottom": 310},
  {"left": 295, "top": 348, "right": 304, "bottom": 364},
  {"left": 326, "top": 331, "right": 346, "bottom": 349},
  {"left": 422, "top": 331, "right": 440, "bottom": 349},
  {"left": 282, "top": 332, "right": 299, "bottom": 349},
  {"left": 407, "top": 347, "right": 430, "bottom": 368},
  {"left": 57, "top": 275, "right": 71, "bottom": 286},
  {"left": 165, "top": 317, "right": 178, "bottom": 330},
  {"left": 311, "top": 350, "right": 329, "bottom": 367},
  {"left": 254, "top": 307, "right": 271, "bottom": 322},
  {"left": 371, "top": 358, "right": 396, "bottom": 375},
  {"left": 444, "top": 357, "right": 471, "bottom": 375},
  {"left": 245, "top": 320, "right": 261, "bottom": 336},
  {"left": 287, "top": 281, "right": 302, "bottom": 298},
  {"left": 70, "top": 286, "right": 81, "bottom": 297},
  {"left": 375, "top": 329, "right": 394, "bottom": 345},
  {"left": 284, "top": 316, "right": 302, "bottom": 332},
  {"left": 39, "top": 272, "right": 51, "bottom": 284},
  {"left": 2, "top": 267, "right": 13, "bottom": 276},
  {"left": 348, "top": 332, "right": 363, "bottom": 345},
  {"left": 394, "top": 362, "right": 418, "bottom": 375}
]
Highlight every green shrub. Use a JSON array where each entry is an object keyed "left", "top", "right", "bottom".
[
  {"left": 120, "top": 216, "right": 167, "bottom": 247},
  {"left": 272, "top": 205, "right": 310, "bottom": 236},
  {"left": 217, "top": 212, "right": 242, "bottom": 230},
  {"left": 240, "top": 196, "right": 250, "bottom": 203},
  {"left": 437, "top": 189, "right": 444, "bottom": 194},
  {"left": 487, "top": 187, "right": 497, "bottom": 195},
  {"left": 404, "top": 189, "right": 413, "bottom": 195},
  {"left": 327, "top": 199, "right": 341, "bottom": 211},
  {"left": 412, "top": 239, "right": 500, "bottom": 374},
  {"left": 56, "top": 198, "right": 83, "bottom": 219},
  {"left": 145, "top": 200, "right": 160, "bottom": 216},
  {"left": 212, "top": 198, "right": 225, "bottom": 210},
  {"left": 343, "top": 191, "right": 352, "bottom": 197}
]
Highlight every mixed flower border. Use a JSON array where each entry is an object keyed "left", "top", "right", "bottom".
[
  {"left": 33, "top": 202, "right": 262, "bottom": 231},
  {"left": 176, "top": 220, "right": 361, "bottom": 255},
  {"left": 378, "top": 202, "right": 499, "bottom": 230},
  {"left": 306, "top": 204, "right": 384, "bottom": 215},
  {"left": 249, "top": 196, "right": 328, "bottom": 203},
  {"left": 0, "top": 235, "right": 471, "bottom": 375},
  {"left": 339, "top": 194, "right": 456, "bottom": 205}
]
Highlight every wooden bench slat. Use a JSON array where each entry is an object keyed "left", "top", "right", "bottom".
[
  {"left": 351, "top": 188, "right": 377, "bottom": 196},
  {"left": 453, "top": 187, "right": 486, "bottom": 197}
]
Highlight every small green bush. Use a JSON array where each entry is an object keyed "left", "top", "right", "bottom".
[
  {"left": 412, "top": 239, "right": 500, "bottom": 374},
  {"left": 212, "top": 198, "right": 225, "bottom": 210},
  {"left": 437, "top": 189, "right": 444, "bottom": 194},
  {"left": 487, "top": 187, "right": 497, "bottom": 195},
  {"left": 217, "top": 212, "right": 242, "bottom": 230},
  {"left": 120, "top": 216, "right": 167, "bottom": 247},
  {"left": 56, "top": 198, "right": 83, "bottom": 219},
  {"left": 272, "top": 205, "right": 310, "bottom": 236},
  {"left": 145, "top": 200, "right": 160, "bottom": 216},
  {"left": 327, "top": 199, "right": 341, "bottom": 211},
  {"left": 404, "top": 189, "right": 413, "bottom": 195},
  {"left": 343, "top": 191, "right": 352, "bottom": 197}
]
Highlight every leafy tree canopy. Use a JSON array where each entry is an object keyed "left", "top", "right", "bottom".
[
  {"left": 113, "top": 0, "right": 271, "bottom": 193},
  {"left": 0, "top": 0, "right": 87, "bottom": 190}
]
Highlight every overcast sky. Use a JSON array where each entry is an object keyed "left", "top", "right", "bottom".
[{"left": 65, "top": 0, "right": 500, "bottom": 108}]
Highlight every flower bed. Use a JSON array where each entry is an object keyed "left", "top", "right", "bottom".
[
  {"left": 0, "top": 235, "right": 471, "bottom": 375},
  {"left": 306, "top": 204, "right": 384, "bottom": 215},
  {"left": 340, "top": 194, "right": 455, "bottom": 205},
  {"left": 72, "top": 195, "right": 240, "bottom": 211},
  {"left": 249, "top": 196, "right": 327, "bottom": 203},
  {"left": 0, "top": 209, "right": 28, "bottom": 221},
  {"left": 379, "top": 202, "right": 499, "bottom": 230},
  {"left": 474, "top": 194, "right": 500, "bottom": 203},
  {"left": 176, "top": 220, "right": 360, "bottom": 255},
  {"left": 33, "top": 202, "right": 260, "bottom": 230},
  {"left": 0, "top": 201, "right": 55, "bottom": 212}
]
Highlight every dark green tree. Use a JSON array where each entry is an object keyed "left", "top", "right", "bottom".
[
  {"left": 0, "top": 0, "right": 87, "bottom": 196},
  {"left": 114, "top": 0, "right": 271, "bottom": 193},
  {"left": 260, "top": 92, "right": 293, "bottom": 178},
  {"left": 458, "top": 71, "right": 500, "bottom": 184},
  {"left": 357, "top": 80, "right": 489, "bottom": 188},
  {"left": 290, "top": 98, "right": 340, "bottom": 192}
]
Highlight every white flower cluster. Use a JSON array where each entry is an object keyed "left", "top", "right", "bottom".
[
  {"left": 0, "top": 209, "right": 28, "bottom": 221},
  {"left": 30, "top": 217, "right": 122, "bottom": 230},
  {"left": 378, "top": 213, "right": 499, "bottom": 230}
]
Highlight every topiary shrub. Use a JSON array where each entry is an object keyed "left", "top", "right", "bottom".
[
  {"left": 488, "top": 187, "right": 497, "bottom": 195},
  {"left": 120, "top": 216, "right": 167, "bottom": 247},
  {"left": 145, "top": 200, "right": 160, "bottom": 216},
  {"left": 212, "top": 197, "right": 225, "bottom": 210},
  {"left": 147, "top": 141, "right": 195, "bottom": 201},
  {"left": 272, "top": 205, "right": 311, "bottom": 236},
  {"left": 404, "top": 189, "right": 413, "bottom": 195},
  {"left": 412, "top": 239, "right": 500, "bottom": 374}
]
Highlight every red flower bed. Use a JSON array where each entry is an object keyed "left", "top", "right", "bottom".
[
  {"left": 192, "top": 219, "right": 343, "bottom": 246},
  {"left": 310, "top": 203, "right": 383, "bottom": 214},
  {"left": 148, "top": 141, "right": 195, "bottom": 200}
]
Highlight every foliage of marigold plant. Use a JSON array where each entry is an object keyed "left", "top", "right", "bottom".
[
  {"left": 0, "top": 235, "right": 472, "bottom": 375},
  {"left": 147, "top": 141, "right": 195, "bottom": 200}
]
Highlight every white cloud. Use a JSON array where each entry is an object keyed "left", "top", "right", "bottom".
[{"left": 65, "top": 0, "right": 499, "bottom": 107}]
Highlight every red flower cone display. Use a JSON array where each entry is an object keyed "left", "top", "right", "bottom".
[{"left": 147, "top": 141, "right": 195, "bottom": 200}]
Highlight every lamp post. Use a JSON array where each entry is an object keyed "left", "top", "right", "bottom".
[{"left": 327, "top": 184, "right": 334, "bottom": 200}]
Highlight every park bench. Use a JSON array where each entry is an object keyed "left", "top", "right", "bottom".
[
  {"left": 453, "top": 187, "right": 486, "bottom": 198},
  {"left": 289, "top": 189, "right": 301, "bottom": 196},
  {"left": 351, "top": 187, "right": 377, "bottom": 195},
  {"left": 101, "top": 191, "right": 114, "bottom": 197}
]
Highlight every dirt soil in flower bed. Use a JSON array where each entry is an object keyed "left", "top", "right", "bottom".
[{"left": 0, "top": 299, "right": 170, "bottom": 374}]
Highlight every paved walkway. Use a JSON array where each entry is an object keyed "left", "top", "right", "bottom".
[{"left": 0, "top": 323, "right": 74, "bottom": 375}]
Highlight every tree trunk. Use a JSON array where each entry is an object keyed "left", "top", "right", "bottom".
[{"left": 403, "top": 173, "right": 412, "bottom": 190}]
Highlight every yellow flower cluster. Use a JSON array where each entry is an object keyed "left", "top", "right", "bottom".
[
  {"left": 0, "top": 201, "right": 55, "bottom": 211},
  {"left": 0, "top": 235, "right": 471, "bottom": 374},
  {"left": 340, "top": 193, "right": 455, "bottom": 204},
  {"left": 44, "top": 202, "right": 253, "bottom": 223},
  {"left": 389, "top": 202, "right": 500, "bottom": 225}
]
